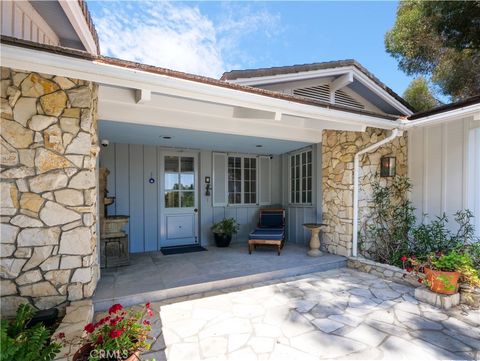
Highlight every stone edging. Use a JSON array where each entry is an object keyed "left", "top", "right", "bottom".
[
  {"left": 347, "top": 256, "right": 419, "bottom": 287},
  {"left": 52, "top": 299, "right": 93, "bottom": 361}
]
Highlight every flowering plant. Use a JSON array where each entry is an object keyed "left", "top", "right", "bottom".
[
  {"left": 81, "top": 303, "right": 153, "bottom": 361},
  {"left": 401, "top": 251, "right": 480, "bottom": 287}
]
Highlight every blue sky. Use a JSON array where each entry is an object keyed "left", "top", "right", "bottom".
[{"left": 87, "top": 1, "right": 414, "bottom": 97}]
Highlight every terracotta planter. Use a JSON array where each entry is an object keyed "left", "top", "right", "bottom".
[
  {"left": 73, "top": 344, "right": 141, "bottom": 361},
  {"left": 424, "top": 268, "right": 460, "bottom": 295}
]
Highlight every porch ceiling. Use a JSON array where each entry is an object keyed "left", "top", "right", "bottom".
[
  {"left": 99, "top": 120, "right": 311, "bottom": 155},
  {"left": 98, "top": 84, "right": 369, "bottom": 145}
]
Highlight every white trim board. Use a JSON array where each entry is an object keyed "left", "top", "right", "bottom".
[{"left": 1, "top": 44, "right": 401, "bottom": 132}]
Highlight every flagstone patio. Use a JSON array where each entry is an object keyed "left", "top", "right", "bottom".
[{"left": 95, "top": 268, "right": 480, "bottom": 361}]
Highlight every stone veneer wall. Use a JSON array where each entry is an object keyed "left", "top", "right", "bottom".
[
  {"left": 321, "top": 128, "right": 407, "bottom": 256},
  {"left": 1, "top": 68, "right": 99, "bottom": 317}
]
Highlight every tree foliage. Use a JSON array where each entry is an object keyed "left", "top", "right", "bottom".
[
  {"left": 403, "top": 77, "right": 439, "bottom": 111},
  {"left": 385, "top": 1, "right": 480, "bottom": 101}
]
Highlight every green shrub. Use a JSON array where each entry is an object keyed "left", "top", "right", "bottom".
[
  {"left": 359, "top": 176, "right": 416, "bottom": 266},
  {"left": 211, "top": 218, "right": 240, "bottom": 237},
  {"left": 411, "top": 210, "right": 477, "bottom": 256},
  {"left": 360, "top": 176, "right": 479, "bottom": 269},
  {"left": 0, "top": 304, "right": 61, "bottom": 361}
]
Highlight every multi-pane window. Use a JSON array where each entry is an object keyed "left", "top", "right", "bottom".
[
  {"left": 290, "top": 149, "right": 312, "bottom": 204},
  {"left": 164, "top": 156, "right": 195, "bottom": 208},
  {"left": 228, "top": 156, "right": 257, "bottom": 204}
]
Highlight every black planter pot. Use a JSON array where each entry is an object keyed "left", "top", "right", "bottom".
[{"left": 214, "top": 233, "right": 232, "bottom": 247}]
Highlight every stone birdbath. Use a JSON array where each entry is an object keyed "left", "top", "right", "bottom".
[{"left": 303, "top": 223, "right": 326, "bottom": 257}]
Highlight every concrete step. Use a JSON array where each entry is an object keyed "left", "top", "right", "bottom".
[{"left": 93, "top": 257, "right": 346, "bottom": 311}]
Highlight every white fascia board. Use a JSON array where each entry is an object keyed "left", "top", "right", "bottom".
[
  {"left": 1, "top": 44, "right": 400, "bottom": 130},
  {"left": 59, "top": 1, "right": 98, "bottom": 55},
  {"left": 405, "top": 103, "right": 480, "bottom": 128},
  {"left": 229, "top": 67, "right": 352, "bottom": 86}
]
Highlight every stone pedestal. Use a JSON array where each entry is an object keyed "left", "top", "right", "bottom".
[
  {"left": 303, "top": 223, "right": 324, "bottom": 257},
  {"left": 414, "top": 286, "right": 460, "bottom": 310}
]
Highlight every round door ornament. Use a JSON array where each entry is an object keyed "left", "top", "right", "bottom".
[{"left": 148, "top": 172, "right": 155, "bottom": 184}]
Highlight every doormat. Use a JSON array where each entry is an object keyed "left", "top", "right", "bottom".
[{"left": 161, "top": 245, "right": 207, "bottom": 255}]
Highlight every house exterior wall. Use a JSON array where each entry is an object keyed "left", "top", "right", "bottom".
[
  {"left": 1, "top": 1, "right": 60, "bottom": 47},
  {"left": 99, "top": 143, "right": 285, "bottom": 250},
  {"left": 281, "top": 143, "right": 323, "bottom": 246},
  {"left": 321, "top": 128, "right": 407, "bottom": 256},
  {"left": 0, "top": 67, "right": 99, "bottom": 317},
  {"left": 408, "top": 116, "right": 480, "bottom": 236}
]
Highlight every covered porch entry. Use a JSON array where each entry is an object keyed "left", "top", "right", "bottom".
[{"left": 92, "top": 65, "right": 395, "bottom": 306}]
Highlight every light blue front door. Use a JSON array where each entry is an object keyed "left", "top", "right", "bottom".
[{"left": 160, "top": 152, "right": 199, "bottom": 247}]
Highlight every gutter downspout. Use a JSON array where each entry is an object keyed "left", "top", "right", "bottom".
[{"left": 352, "top": 128, "right": 403, "bottom": 257}]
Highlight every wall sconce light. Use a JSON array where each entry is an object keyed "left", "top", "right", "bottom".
[{"left": 380, "top": 156, "right": 396, "bottom": 177}]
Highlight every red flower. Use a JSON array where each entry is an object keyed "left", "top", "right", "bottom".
[
  {"left": 109, "top": 329, "right": 123, "bottom": 339},
  {"left": 109, "top": 303, "right": 123, "bottom": 315},
  {"left": 400, "top": 255, "right": 407, "bottom": 262},
  {"left": 84, "top": 323, "right": 95, "bottom": 334},
  {"left": 418, "top": 278, "right": 423, "bottom": 284},
  {"left": 147, "top": 309, "right": 153, "bottom": 317},
  {"left": 406, "top": 266, "right": 413, "bottom": 273},
  {"left": 110, "top": 316, "right": 122, "bottom": 326},
  {"left": 146, "top": 302, "right": 151, "bottom": 309},
  {"left": 96, "top": 335, "right": 103, "bottom": 345},
  {"left": 56, "top": 332, "right": 65, "bottom": 339},
  {"left": 143, "top": 320, "right": 151, "bottom": 325}
]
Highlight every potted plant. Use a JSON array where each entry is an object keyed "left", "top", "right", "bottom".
[
  {"left": 72, "top": 303, "right": 153, "bottom": 361},
  {"left": 404, "top": 251, "right": 479, "bottom": 295},
  {"left": 211, "top": 218, "right": 239, "bottom": 247}
]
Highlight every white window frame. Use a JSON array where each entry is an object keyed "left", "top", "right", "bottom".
[
  {"left": 227, "top": 154, "right": 259, "bottom": 206},
  {"left": 289, "top": 148, "right": 313, "bottom": 205}
]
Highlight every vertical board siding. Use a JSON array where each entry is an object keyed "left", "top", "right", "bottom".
[
  {"left": 100, "top": 143, "right": 286, "bottom": 251},
  {"left": 425, "top": 126, "right": 442, "bottom": 218},
  {"left": 409, "top": 117, "right": 478, "bottom": 233},
  {"left": 143, "top": 146, "right": 158, "bottom": 251},
  {"left": 281, "top": 143, "right": 322, "bottom": 246},
  {"left": 128, "top": 145, "right": 144, "bottom": 253},
  {"left": 1, "top": 1, "right": 59, "bottom": 46}
]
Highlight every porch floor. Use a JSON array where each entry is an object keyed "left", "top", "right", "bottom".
[{"left": 93, "top": 243, "right": 346, "bottom": 311}]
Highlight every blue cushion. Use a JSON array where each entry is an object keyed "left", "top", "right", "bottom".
[
  {"left": 260, "top": 213, "right": 284, "bottom": 228},
  {"left": 249, "top": 229, "right": 284, "bottom": 240}
]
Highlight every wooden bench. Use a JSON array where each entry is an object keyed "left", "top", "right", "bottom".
[{"left": 248, "top": 239, "right": 283, "bottom": 256}]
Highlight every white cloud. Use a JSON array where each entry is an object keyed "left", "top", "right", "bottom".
[{"left": 92, "top": 1, "right": 281, "bottom": 78}]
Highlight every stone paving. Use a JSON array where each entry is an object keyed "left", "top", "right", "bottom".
[{"left": 95, "top": 268, "right": 480, "bottom": 360}]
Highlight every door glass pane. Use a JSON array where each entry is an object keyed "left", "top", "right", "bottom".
[
  {"left": 180, "top": 174, "right": 194, "bottom": 190},
  {"left": 165, "top": 173, "right": 179, "bottom": 190},
  {"left": 181, "top": 157, "right": 194, "bottom": 172},
  {"left": 165, "top": 191, "right": 179, "bottom": 208},
  {"left": 165, "top": 156, "right": 179, "bottom": 172},
  {"left": 180, "top": 191, "right": 194, "bottom": 208}
]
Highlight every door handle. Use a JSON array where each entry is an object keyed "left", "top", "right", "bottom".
[{"left": 194, "top": 208, "right": 198, "bottom": 213}]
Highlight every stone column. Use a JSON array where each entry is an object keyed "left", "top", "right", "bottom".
[
  {"left": 321, "top": 128, "right": 407, "bottom": 257},
  {"left": 1, "top": 68, "right": 99, "bottom": 317}
]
